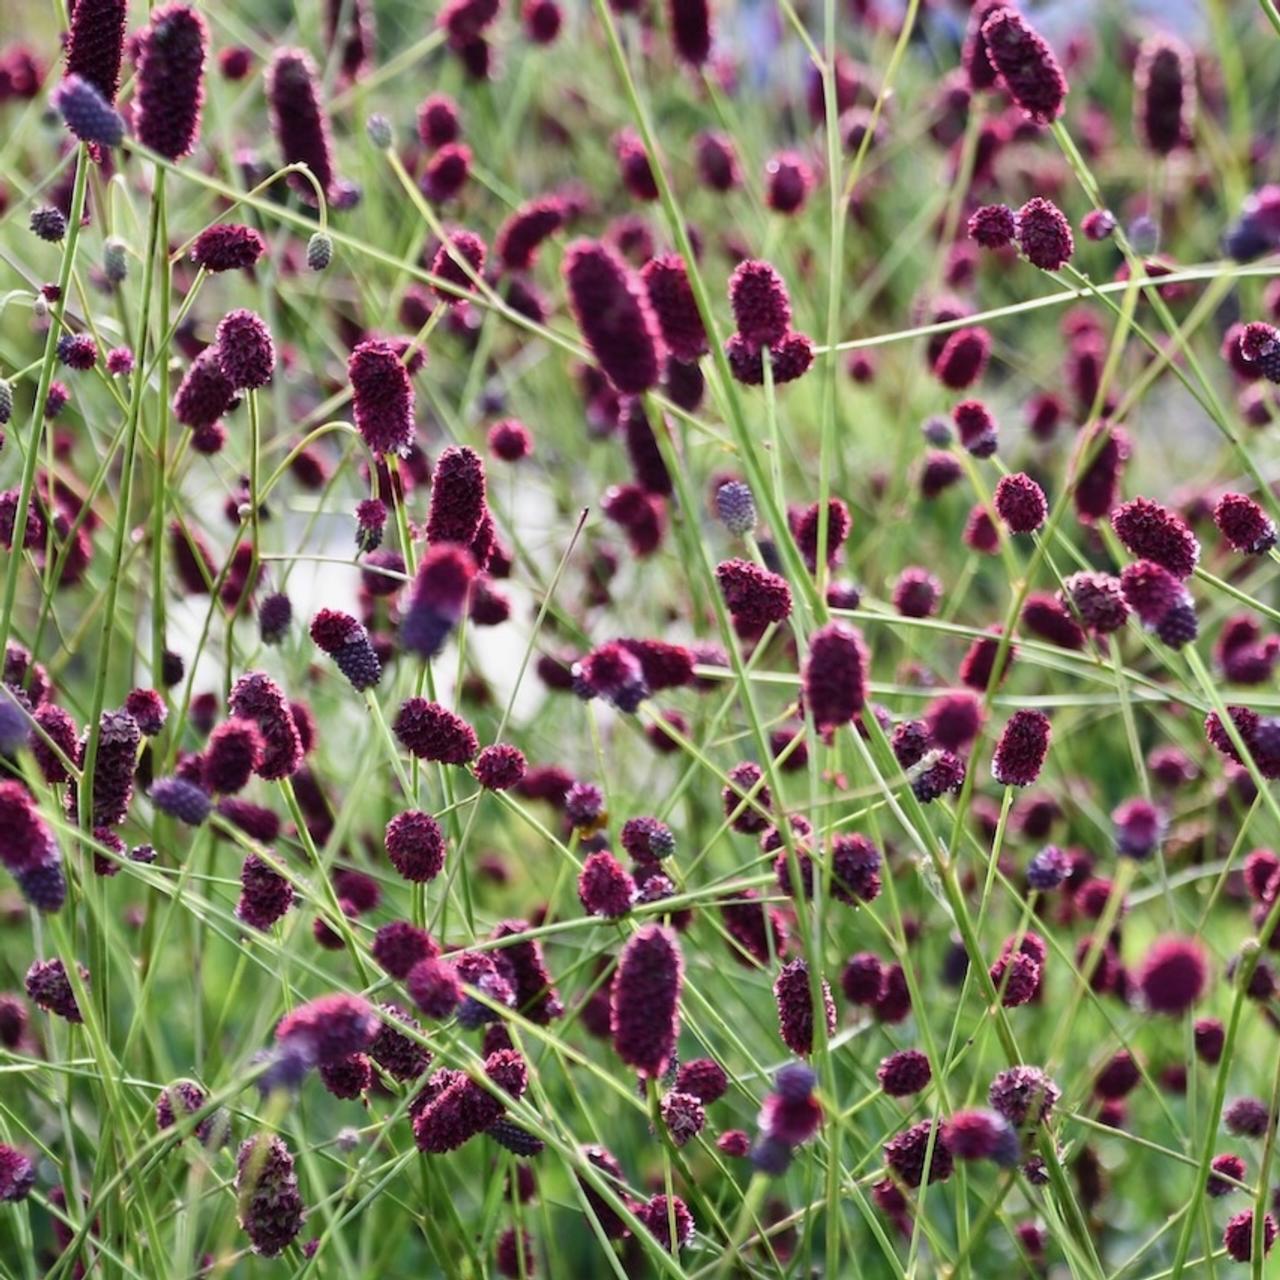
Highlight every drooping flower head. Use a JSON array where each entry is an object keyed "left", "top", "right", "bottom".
[
  {"left": 191, "top": 224, "right": 266, "bottom": 273},
  {"left": 1016, "top": 197, "right": 1074, "bottom": 271}
]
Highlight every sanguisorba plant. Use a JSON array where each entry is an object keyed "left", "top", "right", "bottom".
[{"left": 5, "top": 0, "right": 1280, "bottom": 1275}]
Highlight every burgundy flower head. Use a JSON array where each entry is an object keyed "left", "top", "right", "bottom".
[
  {"left": 236, "top": 853, "right": 293, "bottom": 930},
  {"left": 1138, "top": 935, "right": 1208, "bottom": 1014},
  {"left": 764, "top": 150, "right": 813, "bottom": 214},
  {"left": 716, "top": 558, "right": 792, "bottom": 627},
  {"left": 981, "top": 8, "right": 1068, "bottom": 125},
  {"left": 229, "top": 672, "right": 302, "bottom": 780},
  {"left": 668, "top": 0, "right": 712, "bottom": 65},
  {"left": 133, "top": 5, "right": 208, "bottom": 160},
  {"left": 65, "top": 0, "right": 128, "bottom": 103},
  {"left": 52, "top": 74, "right": 123, "bottom": 146},
  {"left": 575, "top": 642, "right": 649, "bottom": 712},
  {"left": 216, "top": 310, "right": 275, "bottom": 391},
  {"left": 191, "top": 224, "right": 266, "bottom": 273},
  {"left": 968, "top": 204, "right": 1016, "bottom": 248},
  {"left": 431, "top": 228, "right": 486, "bottom": 300},
  {"left": 393, "top": 698, "right": 478, "bottom": 763},
  {"left": 884, "top": 1119, "right": 953, "bottom": 1188},
  {"left": 173, "top": 346, "right": 234, "bottom": 430},
  {"left": 933, "top": 327, "right": 991, "bottom": 390},
  {"left": 267, "top": 49, "right": 336, "bottom": 198},
  {"left": 1112, "top": 497, "right": 1200, "bottom": 578},
  {"left": 729, "top": 260, "right": 792, "bottom": 350},
  {"left": 349, "top": 339, "right": 415, "bottom": 456},
  {"left": 611, "top": 924, "right": 683, "bottom": 1077},
  {"left": 994, "top": 472, "right": 1047, "bottom": 534},
  {"left": 427, "top": 446, "right": 487, "bottom": 546},
  {"left": 992, "top": 709, "right": 1051, "bottom": 787},
  {"left": 878, "top": 1049, "right": 932, "bottom": 1097},
  {"left": 401, "top": 543, "right": 477, "bottom": 658},
  {"left": 1134, "top": 34, "right": 1196, "bottom": 155},
  {"left": 773, "top": 957, "right": 836, "bottom": 1056},
  {"left": 803, "top": 622, "right": 869, "bottom": 729},
  {"left": 236, "top": 1135, "right": 304, "bottom": 1257},
  {"left": 641, "top": 254, "right": 708, "bottom": 361},
  {"left": 1215, "top": 492, "right": 1277, "bottom": 555},
  {"left": 953, "top": 399, "right": 998, "bottom": 457},
  {"left": 578, "top": 851, "right": 635, "bottom": 918},
  {"left": 385, "top": 810, "right": 446, "bottom": 882},
  {"left": 563, "top": 240, "right": 662, "bottom": 395},
  {"left": 1016, "top": 198, "right": 1074, "bottom": 271}
]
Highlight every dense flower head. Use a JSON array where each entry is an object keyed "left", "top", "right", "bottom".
[
  {"left": 0, "top": 1145, "right": 35, "bottom": 1203},
  {"left": 989, "top": 1065, "right": 1060, "bottom": 1127},
  {"left": 994, "top": 472, "right": 1047, "bottom": 534},
  {"left": 992, "top": 709, "right": 1051, "bottom": 787},
  {"left": 267, "top": 48, "right": 336, "bottom": 198},
  {"left": 1223, "top": 1210, "right": 1277, "bottom": 1263},
  {"left": 878, "top": 1049, "right": 931, "bottom": 1097},
  {"left": 385, "top": 810, "right": 446, "bottom": 882},
  {"left": 1016, "top": 197, "right": 1074, "bottom": 271},
  {"left": 1112, "top": 797, "right": 1163, "bottom": 860},
  {"left": 969, "top": 203, "right": 1017, "bottom": 249},
  {"left": 236, "top": 853, "right": 293, "bottom": 930},
  {"left": 578, "top": 851, "right": 634, "bottom": 917},
  {"left": 190, "top": 223, "right": 266, "bottom": 273},
  {"left": 893, "top": 566, "right": 942, "bottom": 618},
  {"left": 953, "top": 399, "right": 998, "bottom": 458},
  {"left": 942, "top": 1109, "right": 1019, "bottom": 1165},
  {"left": 980, "top": 8, "right": 1068, "bottom": 125},
  {"left": 25, "top": 958, "right": 85, "bottom": 1022},
  {"left": 773, "top": 958, "right": 836, "bottom": 1056},
  {"left": 150, "top": 776, "right": 212, "bottom": 826},
  {"left": 1134, "top": 33, "right": 1196, "bottom": 156},
  {"left": 65, "top": 0, "right": 128, "bottom": 104},
  {"left": 725, "top": 330, "right": 815, "bottom": 385},
  {"left": 563, "top": 240, "right": 662, "bottom": 394},
  {"left": 802, "top": 622, "right": 868, "bottom": 729},
  {"left": 349, "top": 339, "right": 416, "bottom": 456},
  {"left": 716, "top": 558, "right": 792, "bottom": 627},
  {"left": 229, "top": 672, "right": 302, "bottom": 780},
  {"left": 133, "top": 5, "right": 208, "bottom": 160},
  {"left": 401, "top": 543, "right": 477, "bottom": 657},
  {"left": 729, "top": 260, "right": 792, "bottom": 350},
  {"left": 1112, "top": 497, "right": 1201, "bottom": 578},
  {"left": 764, "top": 150, "right": 813, "bottom": 214},
  {"left": 611, "top": 924, "right": 683, "bottom": 1077},
  {"left": 641, "top": 254, "right": 707, "bottom": 361},
  {"left": 426, "top": 446, "right": 487, "bottom": 546},
  {"left": 1138, "top": 935, "right": 1208, "bottom": 1014},
  {"left": 884, "top": 1119, "right": 953, "bottom": 1188},
  {"left": 214, "top": 309, "right": 275, "bottom": 391},
  {"left": 1215, "top": 492, "right": 1277, "bottom": 555},
  {"left": 393, "top": 698, "right": 478, "bottom": 763},
  {"left": 236, "top": 1134, "right": 304, "bottom": 1257},
  {"left": 934, "top": 327, "right": 991, "bottom": 390},
  {"left": 636, "top": 1194, "right": 694, "bottom": 1251}
]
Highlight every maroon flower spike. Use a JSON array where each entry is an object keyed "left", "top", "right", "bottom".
[
  {"left": 133, "top": 5, "right": 208, "bottom": 160},
  {"left": 992, "top": 709, "right": 1051, "bottom": 787},
  {"left": 190, "top": 224, "right": 266, "bottom": 273},
  {"left": 216, "top": 310, "right": 275, "bottom": 391},
  {"left": 32, "top": 703, "right": 78, "bottom": 785},
  {"left": 349, "top": 339, "right": 415, "bottom": 456},
  {"left": 933, "top": 327, "right": 991, "bottom": 390},
  {"left": 641, "top": 254, "right": 708, "bottom": 362},
  {"left": 236, "top": 1135, "right": 304, "bottom": 1257},
  {"left": 65, "top": 0, "right": 128, "bottom": 104},
  {"left": 1022, "top": 593, "right": 1086, "bottom": 649},
  {"left": 802, "top": 622, "right": 869, "bottom": 729},
  {"left": 994, "top": 473, "right": 1046, "bottom": 534},
  {"left": 523, "top": 0, "right": 562, "bottom": 43},
  {"left": 729, "top": 260, "right": 792, "bottom": 350},
  {"left": 611, "top": 924, "right": 683, "bottom": 1078},
  {"left": 925, "top": 692, "right": 983, "bottom": 753},
  {"left": 373, "top": 920, "right": 438, "bottom": 978},
  {"left": 491, "top": 919, "right": 563, "bottom": 1023},
  {"left": 52, "top": 74, "right": 123, "bottom": 147},
  {"left": 229, "top": 672, "right": 302, "bottom": 781},
  {"left": 431, "top": 228, "right": 486, "bottom": 302},
  {"left": 1138, "top": 935, "right": 1208, "bottom": 1015},
  {"left": 579, "top": 851, "right": 635, "bottom": 918},
  {"left": 959, "top": 628, "right": 1013, "bottom": 689},
  {"left": 421, "top": 141, "right": 472, "bottom": 202},
  {"left": 668, "top": 0, "right": 712, "bottom": 65},
  {"left": 393, "top": 698, "right": 478, "bottom": 763},
  {"left": 1112, "top": 497, "right": 1201, "bottom": 578},
  {"left": 1215, "top": 492, "right": 1277, "bottom": 555},
  {"left": 173, "top": 347, "right": 235, "bottom": 430},
  {"left": 773, "top": 957, "right": 836, "bottom": 1056},
  {"left": 968, "top": 204, "right": 1016, "bottom": 249},
  {"left": 125, "top": 688, "right": 164, "bottom": 736},
  {"left": 411, "top": 1049, "right": 527, "bottom": 1153},
  {"left": 563, "top": 240, "right": 662, "bottom": 395},
  {"left": 1134, "top": 34, "right": 1196, "bottom": 156},
  {"left": 613, "top": 127, "right": 658, "bottom": 201},
  {"left": 236, "top": 852, "right": 293, "bottom": 930},
  {"left": 73, "top": 708, "right": 140, "bottom": 828},
  {"left": 980, "top": 8, "right": 1068, "bottom": 125},
  {"left": 385, "top": 810, "right": 446, "bottom": 882},
  {"left": 953, "top": 399, "right": 998, "bottom": 457},
  {"left": 426, "top": 446, "right": 487, "bottom": 545},
  {"left": 716, "top": 558, "right": 792, "bottom": 627},
  {"left": 407, "top": 957, "right": 461, "bottom": 1019},
  {"left": 267, "top": 49, "right": 336, "bottom": 199},
  {"left": 1016, "top": 198, "right": 1074, "bottom": 271}
]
